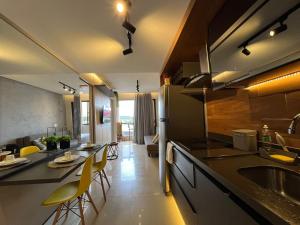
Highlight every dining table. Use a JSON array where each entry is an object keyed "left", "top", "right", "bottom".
[{"left": 0, "top": 144, "right": 105, "bottom": 186}]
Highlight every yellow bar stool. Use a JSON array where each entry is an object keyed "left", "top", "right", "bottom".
[
  {"left": 20, "top": 146, "right": 40, "bottom": 157},
  {"left": 42, "top": 154, "right": 98, "bottom": 225},
  {"left": 93, "top": 145, "right": 111, "bottom": 202}
]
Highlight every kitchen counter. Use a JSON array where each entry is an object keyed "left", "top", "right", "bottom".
[{"left": 171, "top": 140, "right": 300, "bottom": 225}]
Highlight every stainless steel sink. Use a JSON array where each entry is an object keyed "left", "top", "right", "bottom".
[{"left": 238, "top": 166, "right": 300, "bottom": 205}]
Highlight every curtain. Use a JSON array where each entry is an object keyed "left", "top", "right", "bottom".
[
  {"left": 72, "top": 95, "right": 81, "bottom": 140},
  {"left": 134, "top": 93, "right": 155, "bottom": 144}
]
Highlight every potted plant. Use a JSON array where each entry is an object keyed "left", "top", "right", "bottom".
[
  {"left": 58, "top": 135, "right": 71, "bottom": 149},
  {"left": 45, "top": 136, "right": 58, "bottom": 151}
]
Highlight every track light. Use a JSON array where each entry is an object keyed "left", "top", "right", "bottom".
[
  {"left": 242, "top": 46, "right": 251, "bottom": 56},
  {"left": 123, "top": 48, "right": 133, "bottom": 55},
  {"left": 59, "top": 82, "right": 76, "bottom": 95},
  {"left": 123, "top": 32, "right": 133, "bottom": 55},
  {"left": 122, "top": 20, "right": 136, "bottom": 34},
  {"left": 136, "top": 80, "right": 140, "bottom": 92},
  {"left": 269, "top": 23, "right": 287, "bottom": 37}
]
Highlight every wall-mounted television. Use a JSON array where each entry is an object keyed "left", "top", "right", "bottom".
[{"left": 100, "top": 105, "right": 111, "bottom": 124}]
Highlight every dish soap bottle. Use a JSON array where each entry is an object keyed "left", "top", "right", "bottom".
[{"left": 261, "top": 125, "right": 272, "bottom": 151}]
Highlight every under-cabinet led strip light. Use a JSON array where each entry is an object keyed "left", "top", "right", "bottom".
[{"left": 246, "top": 71, "right": 300, "bottom": 89}]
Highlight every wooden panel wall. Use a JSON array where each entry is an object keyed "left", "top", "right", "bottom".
[
  {"left": 207, "top": 60, "right": 300, "bottom": 147},
  {"left": 93, "top": 87, "right": 112, "bottom": 145}
]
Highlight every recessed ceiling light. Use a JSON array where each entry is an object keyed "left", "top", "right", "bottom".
[{"left": 116, "top": 2, "right": 125, "bottom": 13}]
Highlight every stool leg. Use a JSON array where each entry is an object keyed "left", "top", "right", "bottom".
[
  {"left": 85, "top": 191, "right": 99, "bottom": 214},
  {"left": 65, "top": 201, "right": 70, "bottom": 218},
  {"left": 78, "top": 196, "right": 85, "bottom": 225},
  {"left": 102, "top": 170, "right": 111, "bottom": 188},
  {"left": 99, "top": 171, "right": 106, "bottom": 202},
  {"left": 52, "top": 204, "right": 63, "bottom": 225}
]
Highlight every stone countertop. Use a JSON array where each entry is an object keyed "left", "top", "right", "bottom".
[{"left": 171, "top": 140, "right": 300, "bottom": 225}]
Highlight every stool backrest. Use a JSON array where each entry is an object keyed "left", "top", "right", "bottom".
[
  {"left": 102, "top": 145, "right": 108, "bottom": 167},
  {"left": 94, "top": 145, "right": 108, "bottom": 171},
  {"left": 77, "top": 154, "right": 94, "bottom": 197}
]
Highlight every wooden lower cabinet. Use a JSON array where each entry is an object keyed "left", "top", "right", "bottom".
[{"left": 194, "top": 167, "right": 258, "bottom": 225}]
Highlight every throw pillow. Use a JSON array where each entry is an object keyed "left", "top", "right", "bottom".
[
  {"left": 152, "top": 134, "right": 159, "bottom": 144},
  {"left": 33, "top": 138, "right": 47, "bottom": 151}
]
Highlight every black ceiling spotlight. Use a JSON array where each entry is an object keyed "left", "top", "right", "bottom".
[
  {"left": 136, "top": 80, "right": 140, "bottom": 92},
  {"left": 123, "top": 32, "right": 133, "bottom": 55},
  {"left": 122, "top": 19, "right": 136, "bottom": 34},
  {"left": 269, "top": 23, "right": 287, "bottom": 37},
  {"left": 242, "top": 46, "right": 251, "bottom": 56}
]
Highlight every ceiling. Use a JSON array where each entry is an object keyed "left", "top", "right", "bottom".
[
  {"left": 211, "top": 0, "right": 300, "bottom": 83},
  {"left": 0, "top": 0, "right": 191, "bottom": 93},
  {"left": 0, "top": 17, "right": 82, "bottom": 94}
]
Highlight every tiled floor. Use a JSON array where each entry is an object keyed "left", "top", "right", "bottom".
[{"left": 46, "top": 142, "right": 185, "bottom": 225}]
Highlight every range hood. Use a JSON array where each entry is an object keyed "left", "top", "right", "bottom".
[
  {"left": 184, "top": 73, "right": 212, "bottom": 88},
  {"left": 172, "top": 62, "right": 201, "bottom": 84}
]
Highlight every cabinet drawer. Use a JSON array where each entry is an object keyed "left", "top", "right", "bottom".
[
  {"left": 170, "top": 173, "right": 198, "bottom": 225},
  {"left": 195, "top": 167, "right": 258, "bottom": 225},
  {"left": 170, "top": 163, "right": 197, "bottom": 211},
  {"left": 173, "top": 147, "right": 195, "bottom": 187}
]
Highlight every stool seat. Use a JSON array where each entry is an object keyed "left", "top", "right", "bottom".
[{"left": 42, "top": 181, "right": 79, "bottom": 206}]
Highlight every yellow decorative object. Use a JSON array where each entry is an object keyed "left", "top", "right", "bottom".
[
  {"left": 20, "top": 146, "right": 40, "bottom": 157},
  {"left": 270, "top": 154, "right": 295, "bottom": 163},
  {"left": 164, "top": 77, "right": 171, "bottom": 85}
]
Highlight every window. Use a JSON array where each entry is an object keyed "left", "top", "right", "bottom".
[
  {"left": 119, "top": 100, "right": 134, "bottom": 124},
  {"left": 119, "top": 100, "right": 134, "bottom": 140},
  {"left": 81, "top": 101, "right": 89, "bottom": 125}
]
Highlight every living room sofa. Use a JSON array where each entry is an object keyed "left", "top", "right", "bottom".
[{"left": 144, "top": 135, "right": 158, "bottom": 157}]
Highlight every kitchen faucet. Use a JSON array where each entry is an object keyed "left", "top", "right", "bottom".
[{"left": 288, "top": 113, "right": 300, "bottom": 134}]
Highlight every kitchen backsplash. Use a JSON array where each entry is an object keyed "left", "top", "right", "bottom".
[{"left": 206, "top": 60, "right": 300, "bottom": 148}]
